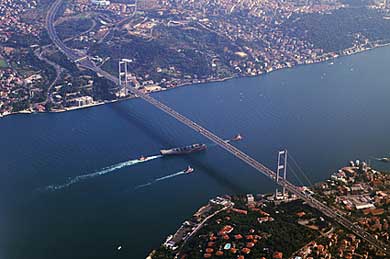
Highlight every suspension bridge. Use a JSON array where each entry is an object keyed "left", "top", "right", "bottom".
[{"left": 46, "top": 0, "right": 389, "bottom": 255}]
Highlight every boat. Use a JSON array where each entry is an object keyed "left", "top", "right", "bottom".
[
  {"left": 184, "top": 166, "right": 194, "bottom": 174},
  {"left": 232, "top": 134, "right": 243, "bottom": 141},
  {"left": 160, "top": 143, "right": 207, "bottom": 156},
  {"left": 377, "top": 157, "right": 390, "bottom": 163},
  {"left": 139, "top": 155, "right": 147, "bottom": 161}
]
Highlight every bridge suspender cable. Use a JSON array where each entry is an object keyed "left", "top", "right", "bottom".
[{"left": 289, "top": 153, "right": 313, "bottom": 187}]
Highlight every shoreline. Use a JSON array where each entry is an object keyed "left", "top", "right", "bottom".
[
  {"left": 2, "top": 42, "right": 389, "bottom": 120},
  {"left": 149, "top": 160, "right": 390, "bottom": 258}
]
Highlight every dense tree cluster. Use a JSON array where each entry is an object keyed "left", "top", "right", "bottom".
[{"left": 288, "top": 8, "right": 390, "bottom": 52}]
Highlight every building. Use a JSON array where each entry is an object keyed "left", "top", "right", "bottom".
[
  {"left": 74, "top": 96, "right": 94, "bottom": 107},
  {"left": 246, "top": 194, "right": 255, "bottom": 207},
  {"left": 143, "top": 85, "right": 163, "bottom": 93},
  {"left": 355, "top": 203, "right": 375, "bottom": 210},
  {"left": 91, "top": 0, "right": 110, "bottom": 6}
]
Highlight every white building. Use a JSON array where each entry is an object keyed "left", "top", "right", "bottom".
[
  {"left": 355, "top": 203, "right": 375, "bottom": 210},
  {"left": 246, "top": 194, "right": 255, "bottom": 206},
  {"left": 91, "top": 0, "right": 110, "bottom": 6},
  {"left": 75, "top": 96, "right": 94, "bottom": 107}
]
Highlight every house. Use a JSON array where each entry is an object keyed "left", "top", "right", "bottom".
[{"left": 273, "top": 251, "right": 283, "bottom": 259}]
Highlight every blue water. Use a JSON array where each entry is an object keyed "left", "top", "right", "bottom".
[{"left": 1, "top": 46, "right": 390, "bottom": 259}]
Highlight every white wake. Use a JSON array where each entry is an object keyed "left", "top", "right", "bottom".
[
  {"left": 45, "top": 155, "right": 162, "bottom": 191},
  {"left": 135, "top": 170, "right": 187, "bottom": 189}
]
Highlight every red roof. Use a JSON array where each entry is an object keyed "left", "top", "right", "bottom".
[
  {"left": 207, "top": 242, "right": 215, "bottom": 247},
  {"left": 242, "top": 247, "right": 251, "bottom": 254},
  {"left": 273, "top": 251, "right": 283, "bottom": 259},
  {"left": 234, "top": 234, "right": 243, "bottom": 240},
  {"left": 246, "top": 235, "right": 254, "bottom": 240},
  {"left": 219, "top": 225, "right": 234, "bottom": 235},
  {"left": 246, "top": 242, "right": 255, "bottom": 248},
  {"left": 232, "top": 208, "right": 248, "bottom": 215},
  {"left": 205, "top": 248, "right": 214, "bottom": 253}
]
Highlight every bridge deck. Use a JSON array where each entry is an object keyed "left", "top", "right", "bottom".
[
  {"left": 45, "top": 0, "right": 389, "bottom": 254},
  {"left": 100, "top": 70, "right": 390, "bottom": 255}
]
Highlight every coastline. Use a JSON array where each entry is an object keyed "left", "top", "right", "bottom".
[
  {"left": 2, "top": 41, "right": 390, "bottom": 120},
  {"left": 149, "top": 160, "right": 390, "bottom": 258}
]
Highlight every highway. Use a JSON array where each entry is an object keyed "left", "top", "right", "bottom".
[{"left": 46, "top": 0, "right": 389, "bottom": 255}]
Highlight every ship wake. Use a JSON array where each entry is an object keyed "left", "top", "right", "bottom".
[
  {"left": 44, "top": 155, "right": 162, "bottom": 191},
  {"left": 135, "top": 170, "right": 187, "bottom": 189}
]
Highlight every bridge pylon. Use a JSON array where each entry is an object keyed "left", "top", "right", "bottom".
[
  {"left": 118, "top": 59, "right": 132, "bottom": 97},
  {"left": 276, "top": 149, "right": 288, "bottom": 199}
]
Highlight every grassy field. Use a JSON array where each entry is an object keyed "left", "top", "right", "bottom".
[{"left": 0, "top": 58, "right": 9, "bottom": 68}]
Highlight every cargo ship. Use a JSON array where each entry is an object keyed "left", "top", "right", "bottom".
[{"left": 160, "top": 143, "right": 207, "bottom": 156}]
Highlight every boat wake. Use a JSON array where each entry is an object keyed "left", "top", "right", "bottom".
[
  {"left": 135, "top": 170, "right": 187, "bottom": 190},
  {"left": 373, "top": 157, "right": 390, "bottom": 163},
  {"left": 44, "top": 155, "right": 162, "bottom": 191}
]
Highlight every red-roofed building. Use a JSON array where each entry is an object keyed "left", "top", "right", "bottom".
[
  {"left": 246, "top": 235, "right": 254, "bottom": 240},
  {"left": 207, "top": 242, "right": 215, "bottom": 247},
  {"left": 371, "top": 208, "right": 385, "bottom": 216},
  {"left": 251, "top": 208, "right": 270, "bottom": 216},
  {"left": 242, "top": 247, "right": 251, "bottom": 254},
  {"left": 234, "top": 234, "right": 243, "bottom": 240},
  {"left": 246, "top": 242, "right": 255, "bottom": 248},
  {"left": 273, "top": 251, "right": 283, "bottom": 259},
  {"left": 218, "top": 225, "right": 234, "bottom": 235},
  {"left": 232, "top": 208, "right": 248, "bottom": 215},
  {"left": 205, "top": 248, "right": 214, "bottom": 253}
]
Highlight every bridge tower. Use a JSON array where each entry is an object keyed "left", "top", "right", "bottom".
[
  {"left": 276, "top": 149, "right": 288, "bottom": 199},
  {"left": 118, "top": 59, "right": 132, "bottom": 97}
]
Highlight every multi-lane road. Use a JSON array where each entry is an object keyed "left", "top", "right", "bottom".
[{"left": 46, "top": 0, "right": 389, "bottom": 255}]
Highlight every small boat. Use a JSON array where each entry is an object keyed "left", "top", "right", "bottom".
[
  {"left": 139, "top": 155, "right": 147, "bottom": 161},
  {"left": 377, "top": 157, "right": 390, "bottom": 163},
  {"left": 184, "top": 166, "right": 194, "bottom": 174},
  {"left": 232, "top": 134, "right": 243, "bottom": 141}
]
